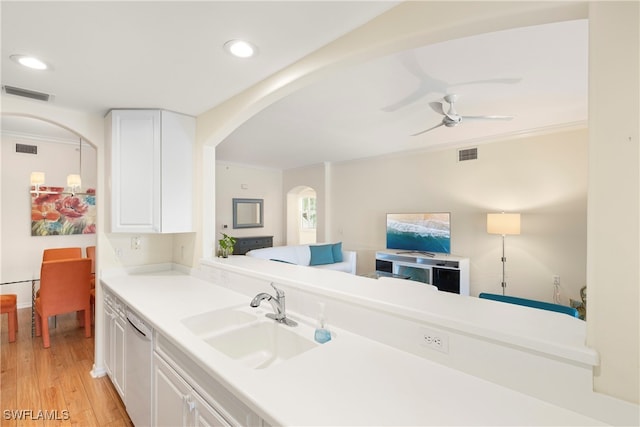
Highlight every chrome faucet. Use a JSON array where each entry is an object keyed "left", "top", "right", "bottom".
[{"left": 250, "top": 283, "right": 298, "bottom": 327}]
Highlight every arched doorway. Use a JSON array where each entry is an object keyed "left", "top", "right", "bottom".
[
  {"left": 286, "top": 186, "right": 317, "bottom": 245},
  {"left": 0, "top": 114, "right": 98, "bottom": 307}
]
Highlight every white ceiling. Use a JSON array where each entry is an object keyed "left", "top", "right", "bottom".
[
  {"left": 218, "top": 19, "right": 588, "bottom": 169},
  {"left": 1, "top": 1, "right": 397, "bottom": 116},
  {"left": 1, "top": 2, "right": 587, "bottom": 170}
]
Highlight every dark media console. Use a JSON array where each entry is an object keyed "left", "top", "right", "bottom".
[
  {"left": 375, "top": 250, "right": 470, "bottom": 295},
  {"left": 232, "top": 236, "right": 273, "bottom": 255}
]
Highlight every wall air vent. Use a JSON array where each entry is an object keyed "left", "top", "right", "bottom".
[
  {"left": 458, "top": 147, "right": 478, "bottom": 162},
  {"left": 2, "top": 85, "right": 51, "bottom": 102},
  {"left": 16, "top": 143, "right": 38, "bottom": 155}
]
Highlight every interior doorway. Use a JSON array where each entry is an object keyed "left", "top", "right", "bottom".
[
  {"left": 1, "top": 114, "right": 98, "bottom": 308},
  {"left": 286, "top": 186, "right": 317, "bottom": 245}
]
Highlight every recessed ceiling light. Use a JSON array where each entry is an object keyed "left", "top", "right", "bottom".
[
  {"left": 224, "top": 40, "right": 257, "bottom": 58},
  {"left": 10, "top": 54, "right": 49, "bottom": 70}
]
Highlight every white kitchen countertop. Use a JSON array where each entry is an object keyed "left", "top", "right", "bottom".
[
  {"left": 203, "top": 256, "right": 598, "bottom": 366},
  {"left": 102, "top": 266, "right": 604, "bottom": 426}
]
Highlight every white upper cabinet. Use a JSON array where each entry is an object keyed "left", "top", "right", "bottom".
[{"left": 107, "top": 109, "right": 194, "bottom": 233}]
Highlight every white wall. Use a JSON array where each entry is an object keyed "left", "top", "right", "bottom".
[
  {"left": 587, "top": 1, "right": 639, "bottom": 403},
  {"left": 215, "top": 162, "right": 283, "bottom": 247},
  {"left": 1, "top": 127, "right": 97, "bottom": 307}
]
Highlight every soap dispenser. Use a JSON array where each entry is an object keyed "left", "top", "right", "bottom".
[{"left": 314, "top": 302, "right": 331, "bottom": 344}]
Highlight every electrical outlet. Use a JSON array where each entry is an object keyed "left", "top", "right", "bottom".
[
  {"left": 420, "top": 327, "right": 449, "bottom": 354},
  {"left": 553, "top": 275, "right": 560, "bottom": 286},
  {"left": 131, "top": 236, "right": 141, "bottom": 250}
]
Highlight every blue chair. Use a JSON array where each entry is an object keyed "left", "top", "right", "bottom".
[{"left": 478, "top": 293, "right": 580, "bottom": 318}]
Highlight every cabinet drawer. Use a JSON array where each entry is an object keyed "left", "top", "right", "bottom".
[{"left": 233, "top": 236, "right": 273, "bottom": 255}]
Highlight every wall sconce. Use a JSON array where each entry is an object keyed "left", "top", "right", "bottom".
[{"left": 487, "top": 212, "right": 521, "bottom": 295}]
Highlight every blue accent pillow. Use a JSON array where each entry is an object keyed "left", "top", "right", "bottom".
[
  {"left": 331, "top": 242, "right": 343, "bottom": 263},
  {"left": 309, "top": 244, "right": 334, "bottom": 265}
]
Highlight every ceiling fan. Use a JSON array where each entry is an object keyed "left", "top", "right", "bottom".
[
  {"left": 412, "top": 94, "right": 514, "bottom": 136},
  {"left": 381, "top": 52, "right": 521, "bottom": 112}
]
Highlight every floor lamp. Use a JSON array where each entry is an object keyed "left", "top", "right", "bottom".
[{"left": 487, "top": 213, "right": 521, "bottom": 295}]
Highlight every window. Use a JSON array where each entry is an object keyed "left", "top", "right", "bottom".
[{"left": 300, "top": 196, "right": 317, "bottom": 229}]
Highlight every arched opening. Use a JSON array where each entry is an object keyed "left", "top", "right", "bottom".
[
  {"left": 286, "top": 186, "right": 317, "bottom": 245},
  {"left": 0, "top": 114, "right": 98, "bottom": 309}
]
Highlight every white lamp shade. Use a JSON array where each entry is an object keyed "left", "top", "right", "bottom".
[
  {"left": 67, "top": 174, "right": 82, "bottom": 188},
  {"left": 30, "top": 171, "right": 45, "bottom": 186},
  {"left": 487, "top": 213, "right": 521, "bottom": 235}
]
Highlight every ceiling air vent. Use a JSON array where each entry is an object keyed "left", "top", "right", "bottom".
[
  {"left": 458, "top": 147, "right": 478, "bottom": 162},
  {"left": 2, "top": 85, "right": 51, "bottom": 102},
  {"left": 16, "top": 143, "right": 38, "bottom": 155}
]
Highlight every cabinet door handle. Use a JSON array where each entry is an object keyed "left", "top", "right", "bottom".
[{"left": 185, "top": 395, "right": 195, "bottom": 412}]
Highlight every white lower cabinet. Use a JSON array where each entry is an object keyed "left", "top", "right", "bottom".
[
  {"left": 154, "top": 353, "right": 192, "bottom": 426},
  {"left": 153, "top": 352, "right": 243, "bottom": 426},
  {"left": 192, "top": 382, "right": 232, "bottom": 427},
  {"left": 153, "top": 342, "right": 263, "bottom": 427},
  {"left": 103, "top": 290, "right": 126, "bottom": 399}
]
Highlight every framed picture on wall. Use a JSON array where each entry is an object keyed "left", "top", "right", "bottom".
[{"left": 30, "top": 187, "right": 96, "bottom": 236}]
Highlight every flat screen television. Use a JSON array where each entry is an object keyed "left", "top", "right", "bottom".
[{"left": 386, "top": 213, "right": 451, "bottom": 254}]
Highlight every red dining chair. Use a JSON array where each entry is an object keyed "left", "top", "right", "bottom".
[
  {"left": 86, "top": 246, "right": 96, "bottom": 281},
  {"left": 1, "top": 294, "right": 18, "bottom": 343},
  {"left": 35, "top": 258, "right": 92, "bottom": 348},
  {"left": 86, "top": 246, "right": 96, "bottom": 322},
  {"left": 42, "top": 247, "right": 82, "bottom": 261},
  {"left": 39, "top": 247, "right": 86, "bottom": 322},
  {"left": 38, "top": 247, "right": 83, "bottom": 298}
]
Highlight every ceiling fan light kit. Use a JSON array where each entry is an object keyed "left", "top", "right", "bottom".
[{"left": 412, "top": 93, "right": 514, "bottom": 136}]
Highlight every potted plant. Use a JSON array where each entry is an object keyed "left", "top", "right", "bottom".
[{"left": 218, "top": 233, "right": 236, "bottom": 258}]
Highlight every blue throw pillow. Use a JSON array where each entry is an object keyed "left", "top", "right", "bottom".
[
  {"left": 309, "top": 244, "right": 334, "bottom": 265},
  {"left": 331, "top": 242, "right": 343, "bottom": 263}
]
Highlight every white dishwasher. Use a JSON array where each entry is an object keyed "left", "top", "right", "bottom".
[{"left": 125, "top": 307, "right": 153, "bottom": 427}]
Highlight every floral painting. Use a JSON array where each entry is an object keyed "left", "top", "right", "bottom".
[{"left": 31, "top": 187, "right": 96, "bottom": 236}]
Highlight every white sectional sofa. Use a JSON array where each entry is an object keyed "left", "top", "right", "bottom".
[{"left": 245, "top": 242, "right": 356, "bottom": 274}]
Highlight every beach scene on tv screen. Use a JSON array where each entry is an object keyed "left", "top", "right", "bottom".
[{"left": 386, "top": 213, "right": 451, "bottom": 253}]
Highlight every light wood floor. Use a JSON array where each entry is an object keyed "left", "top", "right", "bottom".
[{"left": 1, "top": 308, "right": 133, "bottom": 427}]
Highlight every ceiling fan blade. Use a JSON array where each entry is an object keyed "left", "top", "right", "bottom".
[
  {"left": 450, "top": 78, "right": 522, "bottom": 87},
  {"left": 382, "top": 88, "right": 430, "bottom": 112},
  {"left": 399, "top": 51, "right": 431, "bottom": 81},
  {"left": 411, "top": 122, "right": 444, "bottom": 136},
  {"left": 382, "top": 52, "right": 445, "bottom": 112},
  {"left": 429, "top": 101, "right": 447, "bottom": 116},
  {"left": 461, "top": 115, "right": 514, "bottom": 121}
]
